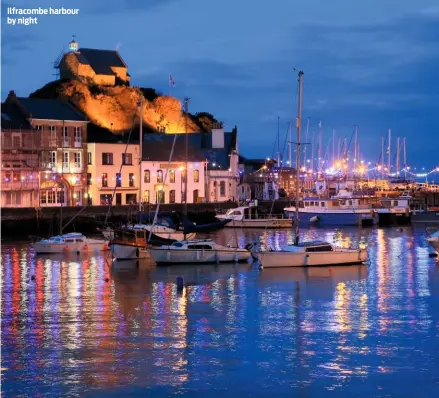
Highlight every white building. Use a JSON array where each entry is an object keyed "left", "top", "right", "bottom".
[
  {"left": 86, "top": 142, "right": 140, "bottom": 205},
  {"left": 141, "top": 134, "right": 206, "bottom": 204}
]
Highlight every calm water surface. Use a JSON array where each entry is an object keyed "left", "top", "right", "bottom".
[{"left": 1, "top": 227, "right": 439, "bottom": 397}]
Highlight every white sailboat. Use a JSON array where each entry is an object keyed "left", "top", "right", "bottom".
[
  {"left": 255, "top": 70, "right": 368, "bottom": 268},
  {"left": 149, "top": 239, "right": 252, "bottom": 265}
]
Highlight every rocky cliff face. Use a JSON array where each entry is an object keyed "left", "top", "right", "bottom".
[{"left": 30, "top": 79, "right": 214, "bottom": 134}]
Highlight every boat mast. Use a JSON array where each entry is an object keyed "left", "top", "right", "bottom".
[
  {"left": 288, "top": 122, "right": 292, "bottom": 166},
  {"left": 138, "top": 95, "right": 143, "bottom": 217},
  {"left": 387, "top": 128, "right": 391, "bottom": 177},
  {"left": 396, "top": 136, "right": 400, "bottom": 177},
  {"left": 277, "top": 116, "right": 281, "bottom": 166},
  {"left": 294, "top": 70, "right": 304, "bottom": 246},
  {"left": 403, "top": 137, "right": 407, "bottom": 179},
  {"left": 184, "top": 97, "right": 189, "bottom": 216},
  {"left": 303, "top": 118, "right": 309, "bottom": 168}
]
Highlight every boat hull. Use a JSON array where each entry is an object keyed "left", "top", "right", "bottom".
[
  {"left": 110, "top": 243, "right": 150, "bottom": 261},
  {"left": 284, "top": 209, "right": 375, "bottom": 226},
  {"left": 412, "top": 211, "right": 439, "bottom": 224},
  {"left": 101, "top": 227, "right": 195, "bottom": 242},
  {"left": 376, "top": 212, "right": 411, "bottom": 226},
  {"left": 224, "top": 219, "right": 293, "bottom": 228},
  {"left": 257, "top": 249, "right": 368, "bottom": 268},
  {"left": 149, "top": 248, "right": 251, "bottom": 265},
  {"left": 33, "top": 240, "right": 108, "bottom": 254}
]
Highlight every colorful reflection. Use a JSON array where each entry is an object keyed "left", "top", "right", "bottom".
[{"left": 1, "top": 226, "right": 439, "bottom": 397}]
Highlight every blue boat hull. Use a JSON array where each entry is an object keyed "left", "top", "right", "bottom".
[{"left": 284, "top": 210, "right": 373, "bottom": 226}]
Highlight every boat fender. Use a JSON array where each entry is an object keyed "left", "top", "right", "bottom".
[
  {"left": 245, "top": 243, "right": 253, "bottom": 251},
  {"left": 83, "top": 244, "right": 88, "bottom": 251},
  {"left": 405, "top": 209, "right": 410, "bottom": 217},
  {"left": 305, "top": 254, "right": 309, "bottom": 266},
  {"left": 310, "top": 216, "right": 319, "bottom": 223},
  {"left": 64, "top": 245, "right": 69, "bottom": 252},
  {"left": 370, "top": 210, "right": 374, "bottom": 217},
  {"left": 215, "top": 252, "right": 219, "bottom": 264},
  {"left": 136, "top": 248, "right": 139, "bottom": 258},
  {"left": 196, "top": 250, "right": 200, "bottom": 260}
]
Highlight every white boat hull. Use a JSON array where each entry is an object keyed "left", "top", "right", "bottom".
[
  {"left": 149, "top": 247, "right": 251, "bottom": 265},
  {"left": 33, "top": 240, "right": 108, "bottom": 254},
  {"left": 224, "top": 218, "right": 292, "bottom": 228},
  {"left": 257, "top": 249, "right": 368, "bottom": 268},
  {"left": 110, "top": 243, "right": 150, "bottom": 261}
]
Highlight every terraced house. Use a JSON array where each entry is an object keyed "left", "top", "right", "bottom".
[{"left": 1, "top": 91, "right": 89, "bottom": 207}]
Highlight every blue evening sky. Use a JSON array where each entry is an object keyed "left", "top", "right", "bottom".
[{"left": 1, "top": 0, "right": 438, "bottom": 170}]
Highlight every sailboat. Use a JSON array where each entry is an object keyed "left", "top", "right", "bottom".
[
  {"left": 148, "top": 97, "right": 252, "bottom": 265},
  {"left": 254, "top": 70, "right": 368, "bottom": 268}
]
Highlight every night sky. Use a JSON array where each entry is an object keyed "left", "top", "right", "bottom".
[{"left": 2, "top": 0, "right": 439, "bottom": 170}]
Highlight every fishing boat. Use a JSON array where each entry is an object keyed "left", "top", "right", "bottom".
[
  {"left": 216, "top": 202, "right": 292, "bottom": 228},
  {"left": 254, "top": 70, "right": 368, "bottom": 268},
  {"left": 32, "top": 233, "right": 109, "bottom": 254},
  {"left": 149, "top": 239, "right": 252, "bottom": 265},
  {"left": 109, "top": 227, "right": 152, "bottom": 261},
  {"left": 375, "top": 192, "right": 412, "bottom": 226},
  {"left": 283, "top": 195, "right": 376, "bottom": 226},
  {"left": 427, "top": 231, "right": 439, "bottom": 253}
]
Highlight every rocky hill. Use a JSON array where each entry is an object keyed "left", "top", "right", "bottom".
[{"left": 29, "top": 79, "right": 220, "bottom": 136}]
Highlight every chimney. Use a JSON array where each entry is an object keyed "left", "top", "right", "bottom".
[
  {"left": 212, "top": 121, "right": 224, "bottom": 149},
  {"left": 9, "top": 90, "right": 16, "bottom": 97}
]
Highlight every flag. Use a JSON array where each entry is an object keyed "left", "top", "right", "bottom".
[{"left": 169, "top": 74, "right": 176, "bottom": 87}]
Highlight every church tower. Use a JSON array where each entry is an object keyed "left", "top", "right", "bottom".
[{"left": 69, "top": 36, "right": 78, "bottom": 52}]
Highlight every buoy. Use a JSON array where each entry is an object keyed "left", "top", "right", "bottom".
[
  {"left": 310, "top": 216, "right": 319, "bottom": 223},
  {"left": 176, "top": 276, "right": 184, "bottom": 291}
]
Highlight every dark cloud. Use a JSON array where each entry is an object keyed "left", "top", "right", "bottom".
[{"left": 86, "top": 0, "right": 177, "bottom": 15}]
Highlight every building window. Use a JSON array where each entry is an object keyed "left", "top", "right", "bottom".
[
  {"left": 87, "top": 152, "right": 92, "bottom": 165},
  {"left": 49, "top": 151, "right": 57, "bottom": 167},
  {"left": 12, "top": 135, "right": 21, "bottom": 148},
  {"left": 181, "top": 169, "right": 187, "bottom": 182},
  {"left": 13, "top": 171, "right": 20, "bottom": 181},
  {"left": 193, "top": 169, "right": 199, "bottom": 183},
  {"left": 193, "top": 189, "right": 199, "bottom": 203},
  {"left": 116, "top": 173, "right": 121, "bottom": 187},
  {"left": 102, "top": 153, "right": 113, "bottom": 165},
  {"left": 40, "top": 191, "right": 46, "bottom": 205},
  {"left": 5, "top": 172, "right": 11, "bottom": 182},
  {"left": 144, "top": 170, "right": 150, "bottom": 183},
  {"left": 102, "top": 173, "right": 108, "bottom": 187},
  {"left": 156, "top": 190, "right": 165, "bottom": 204},
  {"left": 169, "top": 189, "right": 176, "bottom": 203},
  {"left": 63, "top": 127, "right": 69, "bottom": 146},
  {"left": 122, "top": 153, "right": 133, "bottom": 165},
  {"left": 87, "top": 173, "right": 92, "bottom": 185},
  {"left": 63, "top": 152, "right": 69, "bottom": 169},
  {"left": 129, "top": 173, "right": 135, "bottom": 187},
  {"left": 220, "top": 181, "right": 226, "bottom": 197},
  {"left": 49, "top": 126, "right": 57, "bottom": 147},
  {"left": 73, "top": 152, "right": 81, "bottom": 168},
  {"left": 169, "top": 169, "right": 175, "bottom": 183},
  {"left": 56, "top": 191, "right": 65, "bottom": 205},
  {"left": 143, "top": 190, "right": 150, "bottom": 203},
  {"left": 157, "top": 170, "right": 163, "bottom": 183},
  {"left": 74, "top": 127, "right": 82, "bottom": 145}
]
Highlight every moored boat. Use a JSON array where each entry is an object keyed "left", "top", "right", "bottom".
[
  {"left": 216, "top": 204, "right": 292, "bottom": 228},
  {"left": 427, "top": 231, "right": 439, "bottom": 253},
  {"left": 149, "top": 239, "right": 252, "bottom": 265},
  {"left": 32, "top": 233, "right": 109, "bottom": 254}
]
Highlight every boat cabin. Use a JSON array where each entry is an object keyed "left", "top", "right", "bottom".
[
  {"left": 379, "top": 196, "right": 411, "bottom": 209},
  {"left": 42, "top": 233, "right": 86, "bottom": 243},
  {"left": 112, "top": 228, "right": 148, "bottom": 246},
  {"left": 299, "top": 198, "right": 371, "bottom": 210},
  {"left": 283, "top": 240, "right": 334, "bottom": 253},
  {"left": 168, "top": 240, "right": 215, "bottom": 250},
  {"left": 223, "top": 206, "right": 257, "bottom": 220}
]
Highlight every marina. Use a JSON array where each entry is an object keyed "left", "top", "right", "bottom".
[{"left": 1, "top": 226, "right": 439, "bottom": 397}]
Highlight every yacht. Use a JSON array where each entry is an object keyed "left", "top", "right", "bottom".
[
  {"left": 149, "top": 239, "right": 252, "bottom": 265},
  {"left": 255, "top": 241, "right": 368, "bottom": 268},
  {"left": 32, "top": 233, "right": 109, "bottom": 254},
  {"left": 216, "top": 204, "right": 292, "bottom": 228}
]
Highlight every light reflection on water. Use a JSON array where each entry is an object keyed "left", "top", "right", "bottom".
[{"left": 1, "top": 227, "right": 439, "bottom": 397}]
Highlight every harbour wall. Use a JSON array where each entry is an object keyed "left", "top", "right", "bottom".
[{"left": 0, "top": 201, "right": 289, "bottom": 238}]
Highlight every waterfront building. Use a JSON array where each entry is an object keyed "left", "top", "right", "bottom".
[
  {"left": 1, "top": 91, "right": 88, "bottom": 207},
  {"left": 141, "top": 123, "right": 240, "bottom": 204},
  {"left": 86, "top": 140, "right": 141, "bottom": 206},
  {"left": 56, "top": 38, "right": 130, "bottom": 86},
  {"left": 141, "top": 135, "right": 207, "bottom": 204}
]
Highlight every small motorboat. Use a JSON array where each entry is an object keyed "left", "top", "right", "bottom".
[
  {"left": 32, "top": 233, "right": 109, "bottom": 254},
  {"left": 149, "top": 239, "right": 252, "bottom": 265}
]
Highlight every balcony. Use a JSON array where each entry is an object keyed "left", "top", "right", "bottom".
[{"left": 1, "top": 180, "right": 39, "bottom": 191}]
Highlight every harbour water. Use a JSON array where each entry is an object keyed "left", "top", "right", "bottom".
[{"left": 1, "top": 227, "right": 439, "bottom": 397}]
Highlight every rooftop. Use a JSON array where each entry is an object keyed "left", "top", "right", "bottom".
[
  {"left": 71, "top": 48, "right": 127, "bottom": 76},
  {"left": 1, "top": 103, "right": 32, "bottom": 131}
]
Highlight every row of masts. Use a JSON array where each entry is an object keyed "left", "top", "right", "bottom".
[{"left": 275, "top": 119, "right": 408, "bottom": 178}]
